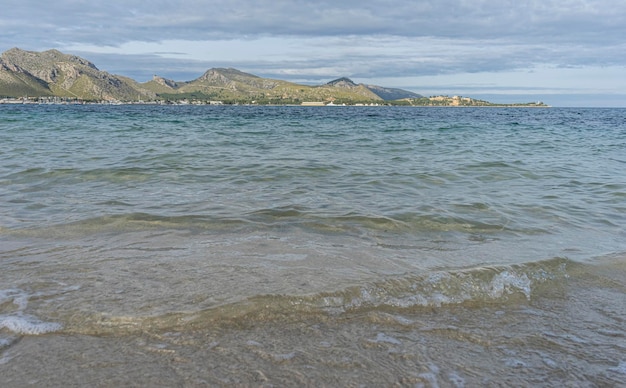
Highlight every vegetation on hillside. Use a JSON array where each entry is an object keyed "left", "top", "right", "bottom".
[{"left": 0, "top": 48, "right": 548, "bottom": 107}]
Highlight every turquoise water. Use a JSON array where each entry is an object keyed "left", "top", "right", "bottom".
[{"left": 1, "top": 105, "right": 625, "bottom": 386}]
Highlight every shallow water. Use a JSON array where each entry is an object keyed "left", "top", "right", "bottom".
[{"left": 1, "top": 105, "right": 625, "bottom": 386}]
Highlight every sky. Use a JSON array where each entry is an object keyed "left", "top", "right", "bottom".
[{"left": 1, "top": 0, "right": 625, "bottom": 107}]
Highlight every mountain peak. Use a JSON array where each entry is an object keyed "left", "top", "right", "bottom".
[
  {"left": 364, "top": 84, "right": 422, "bottom": 100},
  {"left": 152, "top": 75, "right": 179, "bottom": 88},
  {"left": 324, "top": 76, "right": 422, "bottom": 100},
  {"left": 198, "top": 67, "right": 259, "bottom": 81},
  {"left": 326, "top": 77, "right": 358, "bottom": 87},
  {"left": 0, "top": 48, "right": 155, "bottom": 101},
  {"left": 1, "top": 47, "right": 99, "bottom": 71}
]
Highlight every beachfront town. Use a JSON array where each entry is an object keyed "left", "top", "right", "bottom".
[{"left": 0, "top": 96, "right": 547, "bottom": 107}]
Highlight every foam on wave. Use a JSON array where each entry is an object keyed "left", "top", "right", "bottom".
[{"left": 0, "top": 288, "right": 63, "bottom": 335}]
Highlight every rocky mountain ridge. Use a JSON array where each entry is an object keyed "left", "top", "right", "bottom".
[
  {"left": 1, "top": 48, "right": 548, "bottom": 107},
  {"left": 0, "top": 48, "right": 155, "bottom": 101},
  {"left": 0, "top": 48, "right": 419, "bottom": 103},
  {"left": 325, "top": 77, "right": 422, "bottom": 100}
]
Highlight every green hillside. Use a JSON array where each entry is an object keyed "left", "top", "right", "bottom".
[
  {"left": 0, "top": 48, "right": 154, "bottom": 101},
  {"left": 0, "top": 48, "right": 547, "bottom": 107}
]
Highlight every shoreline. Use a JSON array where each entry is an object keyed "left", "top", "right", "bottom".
[{"left": 0, "top": 98, "right": 551, "bottom": 107}]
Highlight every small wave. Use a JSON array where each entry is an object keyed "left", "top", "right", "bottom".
[
  {"left": 64, "top": 258, "right": 572, "bottom": 335},
  {"left": 10, "top": 209, "right": 410, "bottom": 238},
  {"left": 7, "top": 204, "right": 543, "bottom": 238},
  {"left": 244, "top": 207, "right": 408, "bottom": 233},
  {"left": 245, "top": 208, "right": 517, "bottom": 235},
  {"left": 247, "top": 206, "right": 310, "bottom": 220},
  {"left": 0, "top": 315, "right": 62, "bottom": 335},
  {"left": 276, "top": 257, "right": 570, "bottom": 314},
  {"left": 0, "top": 288, "right": 65, "bottom": 335},
  {"left": 608, "top": 361, "right": 626, "bottom": 375},
  {"left": 9, "top": 213, "right": 249, "bottom": 238},
  {"left": 2, "top": 166, "right": 154, "bottom": 186}
]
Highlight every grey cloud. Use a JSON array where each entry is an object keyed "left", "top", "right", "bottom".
[
  {"left": 76, "top": 36, "right": 626, "bottom": 84},
  {"left": 2, "top": 0, "right": 625, "bottom": 46}
]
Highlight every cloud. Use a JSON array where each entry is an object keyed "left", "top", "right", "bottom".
[
  {"left": 66, "top": 35, "right": 626, "bottom": 83},
  {"left": 3, "top": 0, "right": 625, "bottom": 45}
]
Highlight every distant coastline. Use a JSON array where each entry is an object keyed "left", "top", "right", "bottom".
[
  {"left": 0, "top": 96, "right": 550, "bottom": 107},
  {"left": 1, "top": 48, "right": 548, "bottom": 107}
]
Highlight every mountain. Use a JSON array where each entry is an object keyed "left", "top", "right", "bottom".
[
  {"left": 0, "top": 48, "right": 422, "bottom": 103},
  {"left": 0, "top": 48, "right": 421, "bottom": 103},
  {"left": 0, "top": 56, "right": 53, "bottom": 97},
  {"left": 326, "top": 77, "right": 422, "bottom": 100},
  {"left": 0, "top": 48, "right": 155, "bottom": 101},
  {"left": 363, "top": 84, "right": 422, "bottom": 100},
  {"left": 142, "top": 68, "right": 386, "bottom": 104}
]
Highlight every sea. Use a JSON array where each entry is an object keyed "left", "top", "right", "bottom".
[{"left": 0, "top": 104, "right": 625, "bottom": 387}]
